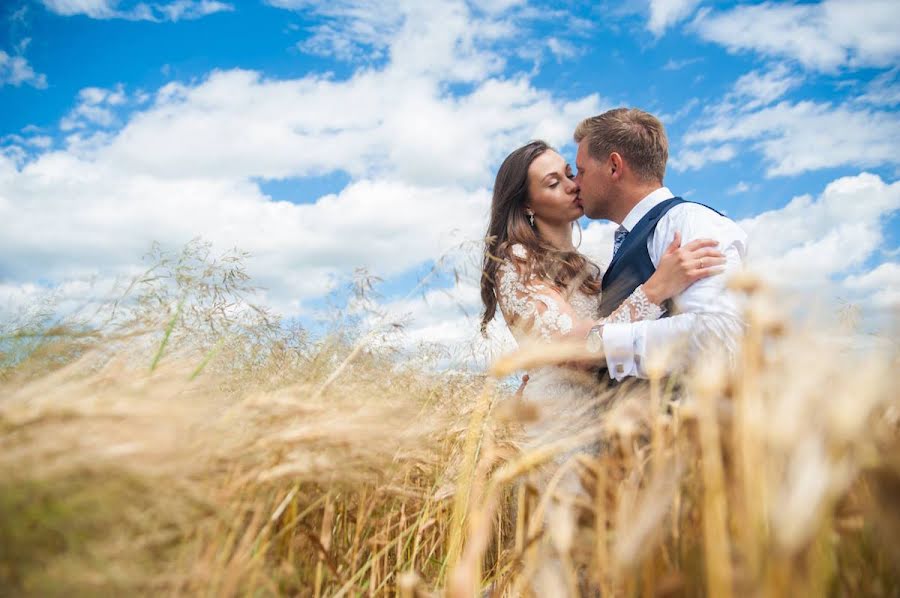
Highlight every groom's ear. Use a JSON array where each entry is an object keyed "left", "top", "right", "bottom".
[{"left": 609, "top": 152, "right": 624, "bottom": 177}]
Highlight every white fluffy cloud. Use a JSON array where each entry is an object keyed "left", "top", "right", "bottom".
[
  {"left": 0, "top": 150, "right": 492, "bottom": 312},
  {"left": 269, "top": 0, "right": 409, "bottom": 62},
  {"left": 739, "top": 173, "right": 900, "bottom": 289},
  {"left": 269, "top": 0, "right": 521, "bottom": 81},
  {"left": 60, "top": 85, "right": 128, "bottom": 131},
  {"left": 692, "top": 0, "right": 900, "bottom": 72},
  {"left": 1, "top": 0, "right": 602, "bottom": 318},
  {"left": 95, "top": 69, "right": 598, "bottom": 187},
  {"left": 727, "top": 181, "right": 752, "bottom": 195},
  {"left": 0, "top": 50, "right": 47, "bottom": 89},
  {"left": 375, "top": 279, "right": 500, "bottom": 352},
  {"left": 271, "top": 0, "right": 578, "bottom": 84},
  {"left": 40, "top": 0, "right": 233, "bottom": 21},
  {"left": 647, "top": 0, "right": 702, "bottom": 36},
  {"left": 684, "top": 100, "right": 900, "bottom": 177},
  {"left": 673, "top": 58, "right": 899, "bottom": 176},
  {"left": 669, "top": 144, "right": 736, "bottom": 172},
  {"left": 843, "top": 262, "right": 900, "bottom": 309},
  {"left": 856, "top": 68, "right": 900, "bottom": 107},
  {"left": 154, "top": 0, "right": 231, "bottom": 21},
  {"left": 729, "top": 63, "right": 804, "bottom": 112}
]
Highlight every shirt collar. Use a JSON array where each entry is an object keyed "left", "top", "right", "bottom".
[{"left": 619, "top": 186, "right": 675, "bottom": 232}]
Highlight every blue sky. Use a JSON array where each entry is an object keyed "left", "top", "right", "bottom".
[{"left": 1, "top": 0, "right": 898, "bottom": 352}]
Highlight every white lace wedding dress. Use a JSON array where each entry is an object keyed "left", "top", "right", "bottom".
[
  {"left": 496, "top": 243, "right": 666, "bottom": 593},
  {"left": 497, "top": 243, "right": 664, "bottom": 467}
]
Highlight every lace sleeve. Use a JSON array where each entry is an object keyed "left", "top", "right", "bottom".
[
  {"left": 496, "top": 245, "right": 665, "bottom": 342},
  {"left": 601, "top": 285, "right": 665, "bottom": 324},
  {"left": 496, "top": 245, "right": 580, "bottom": 341}
]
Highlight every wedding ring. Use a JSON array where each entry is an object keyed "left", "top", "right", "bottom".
[{"left": 700, "top": 258, "right": 704, "bottom": 268}]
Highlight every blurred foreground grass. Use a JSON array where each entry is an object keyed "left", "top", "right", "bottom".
[{"left": 1, "top": 241, "right": 898, "bottom": 597}]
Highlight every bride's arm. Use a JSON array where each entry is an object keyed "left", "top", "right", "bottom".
[
  {"left": 496, "top": 237, "right": 725, "bottom": 362},
  {"left": 496, "top": 243, "right": 679, "bottom": 343},
  {"left": 496, "top": 256, "right": 588, "bottom": 342},
  {"left": 497, "top": 258, "right": 661, "bottom": 372},
  {"left": 496, "top": 253, "right": 656, "bottom": 342},
  {"left": 522, "top": 233, "right": 728, "bottom": 344}
]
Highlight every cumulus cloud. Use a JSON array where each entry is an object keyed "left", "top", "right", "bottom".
[
  {"left": 40, "top": 0, "right": 232, "bottom": 22},
  {"left": 0, "top": 151, "right": 490, "bottom": 312},
  {"left": 546, "top": 37, "right": 578, "bottom": 61},
  {"left": 691, "top": 0, "right": 900, "bottom": 72},
  {"left": 60, "top": 85, "right": 128, "bottom": 131},
  {"left": 270, "top": 0, "right": 521, "bottom": 82},
  {"left": 727, "top": 181, "right": 752, "bottom": 195},
  {"left": 738, "top": 173, "right": 900, "bottom": 289},
  {"left": 82, "top": 65, "right": 598, "bottom": 187},
  {"left": 669, "top": 144, "right": 736, "bottom": 172},
  {"left": 674, "top": 58, "right": 898, "bottom": 176},
  {"left": 0, "top": 49, "right": 47, "bottom": 89},
  {"left": 647, "top": 0, "right": 702, "bottom": 37},
  {"left": 843, "top": 262, "right": 900, "bottom": 309},
  {"left": 729, "top": 63, "right": 804, "bottom": 112},
  {"left": 1, "top": 0, "right": 603, "bottom": 320},
  {"left": 154, "top": 0, "right": 232, "bottom": 21},
  {"left": 856, "top": 68, "right": 900, "bottom": 107},
  {"left": 269, "top": 0, "right": 405, "bottom": 62},
  {"left": 684, "top": 100, "right": 900, "bottom": 177},
  {"left": 374, "top": 279, "right": 503, "bottom": 355}
]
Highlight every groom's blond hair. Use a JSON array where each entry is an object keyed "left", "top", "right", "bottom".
[{"left": 574, "top": 108, "right": 668, "bottom": 183}]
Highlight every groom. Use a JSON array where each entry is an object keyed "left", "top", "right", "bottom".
[{"left": 573, "top": 108, "right": 748, "bottom": 381}]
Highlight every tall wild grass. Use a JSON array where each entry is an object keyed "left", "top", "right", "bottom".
[{"left": 1, "top": 241, "right": 898, "bottom": 596}]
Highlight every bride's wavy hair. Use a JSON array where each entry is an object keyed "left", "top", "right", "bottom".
[{"left": 480, "top": 140, "right": 601, "bottom": 336}]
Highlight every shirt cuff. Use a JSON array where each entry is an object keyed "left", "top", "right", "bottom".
[{"left": 602, "top": 322, "right": 636, "bottom": 380}]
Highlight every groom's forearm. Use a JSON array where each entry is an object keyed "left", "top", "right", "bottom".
[{"left": 602, "top": 310, "right": 744, "bottom": 379}]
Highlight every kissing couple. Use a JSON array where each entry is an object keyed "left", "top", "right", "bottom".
[
  {"left": 478, "top": 107, "right": 748, "bottom": 592},
  {"left": 481, "top": 107, "right": 747, "bottom": 400}
]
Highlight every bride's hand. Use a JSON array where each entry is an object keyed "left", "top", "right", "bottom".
[{"left": 642, "top": 231, "right": 726, "bottom": 304}]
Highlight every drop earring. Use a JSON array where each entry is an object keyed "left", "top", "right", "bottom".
[{"left": 526, "top": 209, "right": 535, "bottom": 227}]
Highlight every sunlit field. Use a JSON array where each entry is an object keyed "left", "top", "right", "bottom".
[{"left": 1, "top": 242, "right": 898, "bottom": 597}]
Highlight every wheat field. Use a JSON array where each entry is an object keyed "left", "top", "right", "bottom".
[{"left": 1, "top": 242, "right": 898, "bottom": 597}]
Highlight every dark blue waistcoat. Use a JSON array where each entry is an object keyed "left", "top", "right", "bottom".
[{"left": 598, "top": 197, "right": 721, "bottom": 317}]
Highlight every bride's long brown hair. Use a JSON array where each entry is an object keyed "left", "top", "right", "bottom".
[{"left": 480, "top": 140, "right": 601, "bottom": 336}]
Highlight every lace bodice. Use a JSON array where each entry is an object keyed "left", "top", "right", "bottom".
[{"left": 497, "top": 243, "right": 664, "bottom": 343}]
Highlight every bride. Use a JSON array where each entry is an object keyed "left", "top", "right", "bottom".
[{"left": 479, "top": 140, "right": 724, "bottom": 590}]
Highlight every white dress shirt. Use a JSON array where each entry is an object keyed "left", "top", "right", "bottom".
[{"left": 601, "top": 187, "right": 748, "bottom": 380}]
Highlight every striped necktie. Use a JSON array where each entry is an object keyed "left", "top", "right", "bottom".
[{"left": 612, "top": 226, "right": 628, "bottom": 257}]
